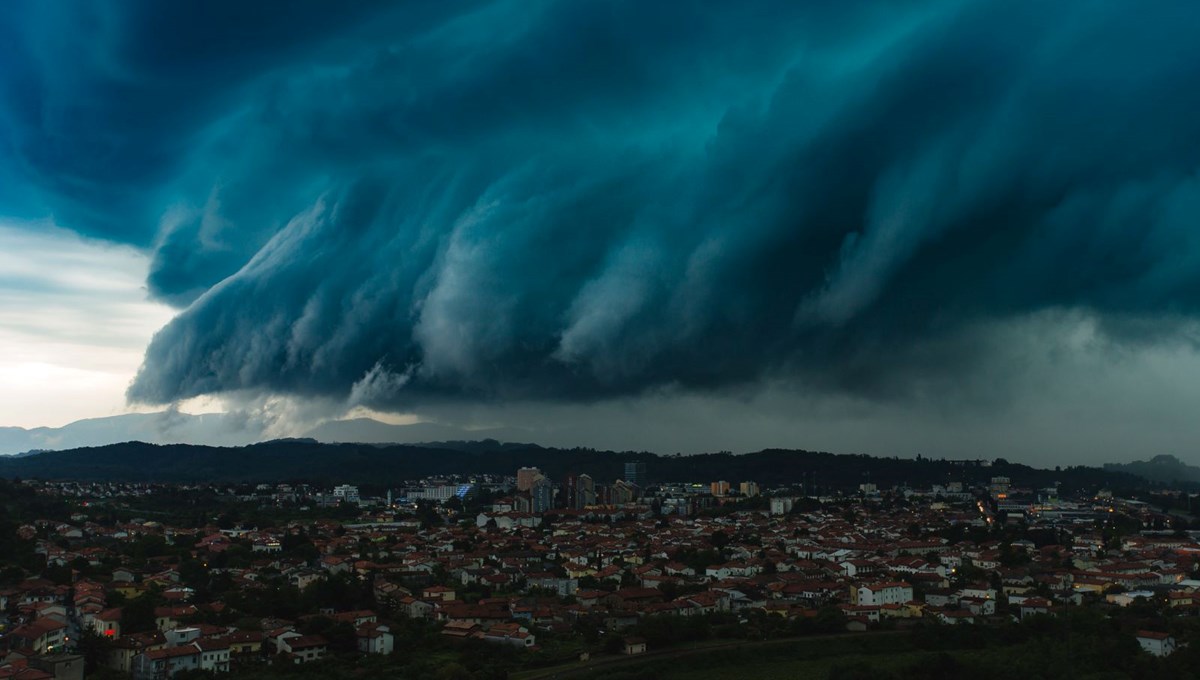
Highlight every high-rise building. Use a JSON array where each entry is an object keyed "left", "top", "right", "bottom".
[
  {"left": 517, "top": 467, "right": 543, "bottom": 492},
  {"left": 739, "top": 481, "right": 760, "bottom": 498},
  {"left": 564, "top": 474, "right": 578, "bottom": 510},
  {"left": 624, "top": 461, "right": 647, "bottom": 488},
  {"left": 711, "top": 481, "right": 730, "bottom": 497},
  {"left": 612, "top": 479, "right": 637, "bottom": 505},
  {"left": 531, "top": 477, "right": 554, "bottom": 514},
  {"left": 576, "top": 474, "right": 596, "bottom": 509}
]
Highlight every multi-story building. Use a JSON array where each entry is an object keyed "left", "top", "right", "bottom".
[
  {"left": 851, "top": 581, "right": 914, "bottom": 606},
  {"left": 624, "top": 462, "right": 647, "bottom": 488},
  {"left": 990, "top": 476, "right": 1011, "bottom": 498},
  {"left": 531, "top": 477, "right": 554, "bottom": 514},
  {"left": 769, "top": 497, "right": 794, "bottom": 515},
  {"left": 576, "top": 474, "right": 596, "bottom": 509},
  {"left": 563, "top": 474, "right": 578, "bottom": 509},
  {"left": 739, "top": 481, "right": 760, "bottom": 497},
  {"left": 517, "top": 468, "right": 543, "bottom": 492},
  {"left": 711, "top": 481, "right": 730, "bottom": 497},
  {"left": 611, "top": 480, "right": 638, "bottom": 506},
  {"left": 332, "top": 485, "right": 360, "bottom": 505},
  {"left": 411, "top": 485, "right": 460, "bottom": 502}
]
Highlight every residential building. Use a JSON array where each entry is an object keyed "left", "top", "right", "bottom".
[
  {"left": 624, "top": 462, "right": 647, "bottom": 488},
  {"left": 333, "top": 485, "right": 361, "bottom": 504},
  {"left": 132, "top": 645, "right": 199, "bottom": 680},
  {"left": 531, "top": 477, "right": 554, "bottom": 514},
  {"left": 277, "top": 633, "right": 329, "bottom": 663},
  {"left": 1136, "top": 631, "right": 1176, "bottom": 657},
  {"left": 851, "top": 582, "right": 914, "bottom": 606},
  {"left": 612, "top": 480, "right": 638, "bottom": 506},
  {"left": 517, "top": 468, "right": 543, "bottom": 492},
  {"left": 357, "top": 623, "right": 395, "bottom": 655},
  {"left": 576, "top": 474, "right": 596, "bottom": 509}
]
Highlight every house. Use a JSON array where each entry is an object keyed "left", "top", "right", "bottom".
[
  {"left": 164, "top": 627, "right": 201, "bottom": 648},
  {"left": 838, "top": 559, "right": 876, "bottom": 578},
  {"left": 132, "top": 645, "right": 200, "bottom": 680},
  {"left": 88, "top": 608, "right": 123, "bottom": 638},
  {"left": 1136, "top": 631, "right": 1176, "bottom": 657},
  {"left": 839, "top": 605, "right": 880, "bottom": 623},
  {"left": 603, "top": 588, "right": 663, "bottom": 609},
  {"left": 664, "top": 562, "right": 695, "bottom": 577},
  {"left": 685, "top": 591, "right": 729, "bottom": 613},
  {"left": 225, "top": 630, "right": 264, "bottom": 656},
  {"left": 479, "top": 623, "right": 536, "bottom": 649},
  {"left": 112, "top": 568, "right": 138, "bottom": 583},
  {"left": 400, "top": 597, "right": 434, "bottom": 619},
  {"left": 959, "top": 596, "right": 995, "bottom": 616},
  {"left": 422, "top": 585, "right": 457, "bottom": 602},
  {"left": 154, "top": 606, "right": 198, "bottom": 631},
  {"left": 623, "top": 637, "right": 647, "bottom": 655},
  {"left": 107, "top": 631, "right": 167, "bottom": 673},
  {"left": 31, "top": 603, "right": 68, "bottom": 624},
  {"left": 845, "top": 618, "right": 870, "bottom": 632},
  {"left": 319, "top": 556, "right": 351, "bottom": 575},
  {"left": 440, "top": 621, "right": 480, "bottom": 640},
  {"left": 329, "top": 610, "right": 377, "bottom": 628},
  {"left": 194, "top": 639, "right": 231, "bottom": 673},
  {"left": 277, "top": 633, "right": 329, "bottom": 663},
  {"left": 6, "top": 619, "right": 68, "bottom": 655},
  {"left": 1019, "top": 597, "right": 1052, "bottom": 619},
  {"left": 1167, "top": 590, "right": 1200, "bottom": 609},
  {"left": 291, "top": 569, "right": 324, "bottom": 590},
  {"left": 356, "top": 623, "right": 394, "bottom": 655},
  {"left": 850, "top": 581, "right": 913, "bottom": 606},
  {"left": 29, "top": 653, "right": 85, "bottom": 680},
  {"left": 879, "top": 603, "right": 921, "bottom": 619}
]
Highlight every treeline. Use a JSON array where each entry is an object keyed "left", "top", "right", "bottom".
[{"left": 0, "top": 440, "right": 1155, "bottom": 492}]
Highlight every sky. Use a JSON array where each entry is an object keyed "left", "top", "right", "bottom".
[{"left": 2, "top": 1, "right": 1200, "bottom": 464}]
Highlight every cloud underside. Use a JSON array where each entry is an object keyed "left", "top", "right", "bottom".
[{"left": 4, "top": 1, "right": 1200, "bottom": 410}]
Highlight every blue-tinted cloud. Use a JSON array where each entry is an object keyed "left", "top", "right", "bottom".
[{"left": 2, "top": 1, "right": 1200, "bottom": 409}]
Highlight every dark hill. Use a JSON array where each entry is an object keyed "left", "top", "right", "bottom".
[
  {"left": 1104, "top": 454, "right": 1200, "bottom": 485},
  {"left": 0, "top": 440, "right": 1157, "bottom": 492}
]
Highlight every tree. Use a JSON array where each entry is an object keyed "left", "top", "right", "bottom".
[
  {"left": 830, "top": 661, "right": 895, "bottom": 680},
  {"left": 709, "top": 530, "right": 730, "bottom": 549},
  {"left": 122, "top": 594, "right": 159, "bottom": 634},
  {"left": 76, "top": 630, "right": 113, "bottom": 674},
  {"left": 436, "top": 662, "right": 473, "bottom": 680}
]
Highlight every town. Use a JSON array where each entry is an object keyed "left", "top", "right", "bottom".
[{"left": 1, "top": 460, "right": 1199, "bottom": 679}]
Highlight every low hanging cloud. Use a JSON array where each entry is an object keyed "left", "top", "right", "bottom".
[{"left": 3, "top": 1, "right": 1200, "bottom": 413}]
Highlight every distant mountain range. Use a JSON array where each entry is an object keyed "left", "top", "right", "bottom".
[
  {"left": 2, "top": 415, "right": 1196, "bottom": 490},
  {"left": 304, "top": 418, "right": 532, "bottom": 447},
  {"left": 1104, "top": 454, "right": 1200, "bottom": 485},
  {"left": 0, "top": 412, "right": 262, "bottom": 456},
  {"left": 0, "top": 412, "right": 537, "bottom": 457},
  {"left": 0, "top": 439, "right": 1163, "bottom": 492}
]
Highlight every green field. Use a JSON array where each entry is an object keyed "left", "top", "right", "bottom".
[
  {"left": 666, "top": 650, "right": 931, "bottom": 680},
  {"left": 558, "top": 624, "right": 1200, "bottom": 680}
]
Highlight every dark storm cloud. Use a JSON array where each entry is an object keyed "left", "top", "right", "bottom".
[{"left": 3, "top": 1, "right": 1200, "bottom": 408}]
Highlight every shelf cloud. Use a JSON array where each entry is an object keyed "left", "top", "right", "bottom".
[{"left": 3, "top": 1, "right": 1200, "bottom": 423}]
